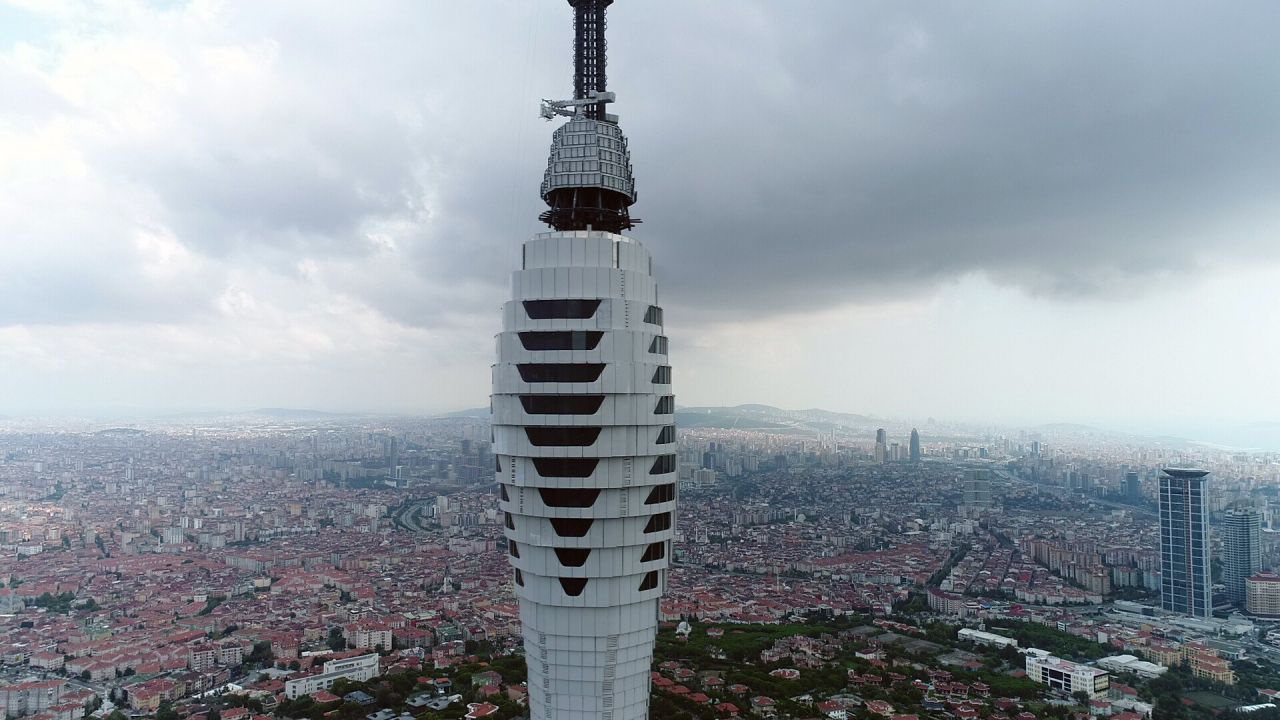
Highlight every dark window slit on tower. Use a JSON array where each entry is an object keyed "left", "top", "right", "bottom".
[
  {"left": 519, "top": 331, "right": 603, "bottom": 351},
  {"left": 551, "top": 518, "right": 594, "bottom": 537},
  {"left": 532, "top": 458, "right": 599, "bottom": 477},
  {"left": 649, "top": 455, "right": 676, "bottom": 475},
  {"left": 526, "top": 426, "right": 601, "bottom": 447},
  {"left": 518, "top": 364, "right": 605, "bottom": 383},
  {"left": 521, "top": 395, "right": 605, "bottom": 415},
  {"left": 640, "top": 542, "right": 665, "bottom": 562},
  {"left": 559, "top": 577, "right": 588, "bottom": 596},
  {"left": 644, "top": 513, "right": 671, "bottom": 534},
  {"left": 539, "top": 487, "right": 601, "bottom": 508},
  {"left": 523, "top": 299, "right": 601, "bottom": 320},
  {"left": 644, "top": 484, "right": 675, "bottom": 504},
  {"left": 555, "top": 548, "right": 591, "bottom": 567}
]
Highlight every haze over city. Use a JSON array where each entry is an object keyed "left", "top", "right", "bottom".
[{"left": 2, "top": 1, "right": 1279, "bottom": 446}]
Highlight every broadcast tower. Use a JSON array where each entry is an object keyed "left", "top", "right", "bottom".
[{"left": 492, "top": 2, "right": 675, "bottom": 719}]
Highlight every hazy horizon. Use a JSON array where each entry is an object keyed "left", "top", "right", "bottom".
[{"left": 3, "top": 401, "right": 1278, "bottom": 454}]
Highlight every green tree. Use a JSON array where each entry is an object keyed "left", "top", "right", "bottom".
[
  {"left": 328, "top": 627, "right": 347, "bottom": 651},
  {"left": 198, "top": 596, "right": 225, "bottom": 615},
  {"left": 156, "top": 701, "right": 178, "bottom": 720}
]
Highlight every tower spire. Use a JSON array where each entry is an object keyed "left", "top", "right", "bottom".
[{"left": 570, "top": 0, "right": 612, "bottom": 120}]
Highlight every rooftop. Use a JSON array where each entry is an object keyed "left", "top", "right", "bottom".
[{"left": 1162, "top": 467, "right": 1209, "bottom": 479}]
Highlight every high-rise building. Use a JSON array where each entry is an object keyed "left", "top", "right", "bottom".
[
  {"left": 1125, "top": 471, "right": 1140, "bottom": 501},
  {"left": 874, "top": 428, "right": 887, "bottom": 463},
  {"left": 1245, "top": 572, "right": 1280, "bottom": 617},
  {"left": 963, "top": 470, "right": 993, "bottom": 509},
  {"left": 1159, "top": 468, "right": 1212, "bottom": 618},
  {"left": 909, "top": 428, "right": 921, "bottom": 462},
  {"left": 1222, "top": 506, "right": 1262, "bottom": 607},
  {"left": 492, "top": 3, "right": 674, "bottom": 718}
]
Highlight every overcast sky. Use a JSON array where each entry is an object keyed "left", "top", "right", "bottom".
[{"left": 1, "top": 0, "right": 1278, "bottom": 438}]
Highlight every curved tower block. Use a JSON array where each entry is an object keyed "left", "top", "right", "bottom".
[{"left": 494, "top": 230, "right": 674, "bottom": 720}]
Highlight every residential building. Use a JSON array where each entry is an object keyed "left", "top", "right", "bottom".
[
  {"left": 963, "top": 471, "right": 993, "bottom": 509},
  {"left": 1125, "top": 471, "right": 1140, "bottom": 501},
  {"left": 1222, "top": 507, "right": 1262, "bottom": 607},
  {"left": 0, "top": 680, "right": 66, "bottom": 718},
  {"left": 344, "top": 623, "right": 393, "bottom": 651},
  {"left": 1246, "top": 573, "right": 1280, "bottom": 617}
]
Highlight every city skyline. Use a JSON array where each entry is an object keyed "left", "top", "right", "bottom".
[{"left": 2, "top": 1, "right": 1280, "bottom": 437}]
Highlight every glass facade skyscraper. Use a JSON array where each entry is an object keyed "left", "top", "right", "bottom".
[{"left": 1159, "top": 468, "right": 1211, "bottom": 618}]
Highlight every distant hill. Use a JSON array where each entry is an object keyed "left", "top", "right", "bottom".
[
  {"left": 1034, "top": 422, "right": 1112, "bottom": 435},
  {"left": 438, "top": 407, "right": 490, "bottom": 419},
  {"left": 153, "top": 407, "right": 361, "bottom": 422},
  {"left": 794, "top": 408, "right": 875, "bottom": 425},
  {"left": 245, "top": 407, "right": 353, "bottom": 419},
  {"left": 93, "top": 427, "right": 146, "bottom": 436},
  {"left": 675, "top": 409, "right": 788, "bottom": 430},
  {"left": 673, "top": 404, "right": 883, "bottom": 432}
]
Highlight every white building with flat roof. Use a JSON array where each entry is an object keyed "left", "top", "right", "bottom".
[
  {"left": 958, "top": 628, "right": 1018, "bottom": 649},
  {"left": 284, "top": 653, "right": 380, "bottom": 699},
  {"left": 1024, "top": 649, "right": 1110, "bottom": 698},
  {"left": 1097, "top": 654, "right": 1167, "bottom": 679}
]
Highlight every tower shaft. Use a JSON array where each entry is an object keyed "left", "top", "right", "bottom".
[{"left": 495, "top": 3, "right": 672, "bottom": 719}]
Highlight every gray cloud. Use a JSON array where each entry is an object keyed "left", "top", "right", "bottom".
[
  {"left": 612, "top": 2, "right": 1280, "bottom": 319},
  {"left": 3, "top": 1, "right": 1279, "bottom": 335}
]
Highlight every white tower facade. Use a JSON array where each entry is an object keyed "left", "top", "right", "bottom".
[
  {"left": 493, "top": 230, "right": 674, "bottom": 720},
  {"left": 493, "top": 4, "right": 675, "bottom": 715}
]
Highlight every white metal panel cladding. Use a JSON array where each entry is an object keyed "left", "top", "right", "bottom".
[
  {"left": 540, "top": 118, "right": 637, "bottom": 202},
  {"left": 494, "top": 229, "right": 673, "bottom": 720}
]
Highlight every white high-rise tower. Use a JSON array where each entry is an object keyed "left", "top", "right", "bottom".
[{"left": 492, "top": 3, "right": 675, "bottom": 719}]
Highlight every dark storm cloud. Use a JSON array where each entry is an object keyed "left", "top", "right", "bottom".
[
  {"left": 327, "top": 0, "right": 1280, "bottom": 326},
  {"left": 5, "top": 1, "right": 1278, "bottom": 330},
  {"left": 604, "top": 1, "right": 1280, "bottom": 318}
]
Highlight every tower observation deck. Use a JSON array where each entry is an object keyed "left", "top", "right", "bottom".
[
  {"left": 538, "top": 0, "right": 639, "bottom": 235},
  {"left": 493, "top": 2, "right": 673, "bottom": 720}
]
